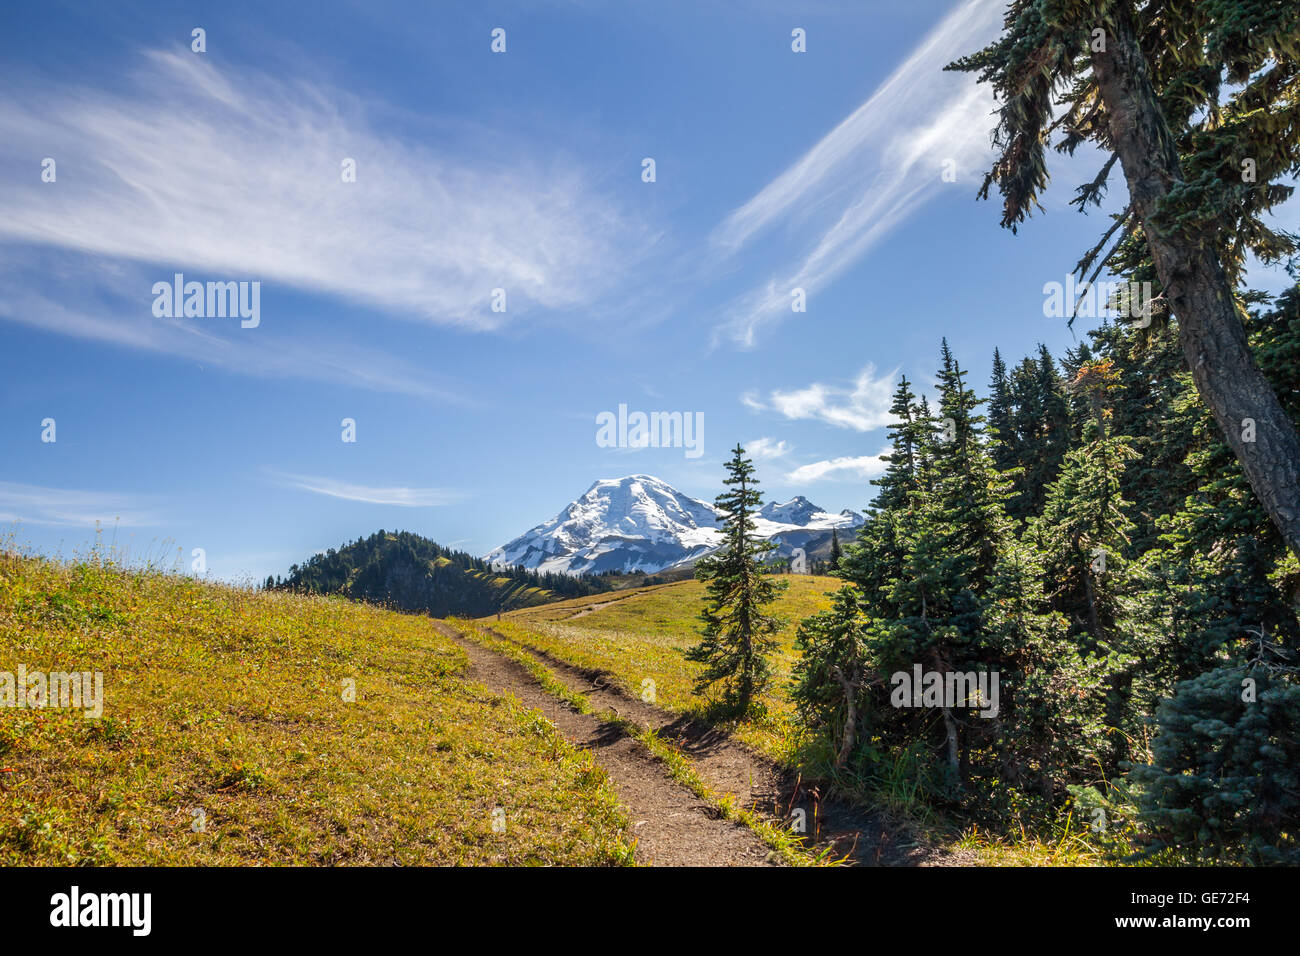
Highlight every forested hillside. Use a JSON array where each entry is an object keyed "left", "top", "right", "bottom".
[
  {"left": 274, "top": 530, "right": 612, "bottom": 617},
  {"left": 791, "top": 286, "right": 1300, "bottom": 863}
]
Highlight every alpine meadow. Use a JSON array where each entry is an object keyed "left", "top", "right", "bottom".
[{"left": 0, "top": 0, "right": 1295, "bottom": 936}]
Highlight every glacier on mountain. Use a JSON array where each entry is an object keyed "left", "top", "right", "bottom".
[{"left": 484, "top": 475, "right": 863, "bottom": 575}]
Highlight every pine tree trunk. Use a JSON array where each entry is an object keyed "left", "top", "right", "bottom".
[
  {"left": 1091, "top": 8, "right": 1300, "bottom": 559},
  {"left": 830, "top": 665, "right": 858, "bottom": 767},
  {"left": 931, "top": 652, "right": 960, "bottom": 780},
  {"left": 941, "top": 707, "right": 960, "bottom": 777}
]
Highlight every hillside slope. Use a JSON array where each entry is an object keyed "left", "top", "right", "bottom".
[
  {"left": 0, "top": 553, "right": 631, "bottom": 865},
  {"left": 497, "top": 574, "right": 842, "bottom": 762},
  {"left": 279, "top": 530, "right": 611, "bottom": 617}
]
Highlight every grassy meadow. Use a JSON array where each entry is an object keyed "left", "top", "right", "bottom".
[
  {"left": 492, "top": 576, "right": 1128, "bottom": 865},
  {"left": 496, "top": 575, "right": 842, "bottom": 764},
  {"left": 0, "top": 552, "right": 634, "bottom": 866}
]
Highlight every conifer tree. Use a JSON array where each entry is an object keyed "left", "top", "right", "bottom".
[
  {"left": 871, "top": 375, "right": 925, "bottom": 513},
  {"left": 1035, "top": 344, "right": 1073, "bottom": 475},
  {"left": 1142, "top": 290, "right": 1300, "bottom": 680},
  {"left": 987, "top": 348, "right": 1019, "bottom": 476},
  {"left": 841, "top": 375, "right": 931, "bottom": 609},
  {"left": 950, "top": 0, "right": 1300, "bottom": 558},
  {"left": 1035, "top": 359, "right": 1139, "bottom": 651},
  {"left": 854, "top": 344, "right": 1019, "bottom": 784},
  {"left": 983, "top": 539, "right": 1119, "bottom": 802},
  {"left": 688, "top": 444, "right": 787, "bottom": 716},
  {"left": 790, "top": 585, "right": 872, "bottom": 767},
  {"left": 1130, "top": 665, "right": 1300, "bottom": 864},
  {"left": 1033, "top": 359, "right": 1157, "bottom": 764},
  {"left": 1000, "top": 350, "right": 1070, "bottom": 520}
]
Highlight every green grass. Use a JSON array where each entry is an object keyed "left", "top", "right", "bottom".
[
  {"left": 496, "top": 583, "right": 677, "bottom": 623},
  {"left": 488, "top": 576, "right": 1144, "bottom": 866},
  {"left": 0, "top": 552, "right": 634, "bottom": 866},
  {"left": 448, "top": 617, "right": 837, "bottom": 866},
  {"left": 492, "top": 575, "right": 841, "bottom": 764}
]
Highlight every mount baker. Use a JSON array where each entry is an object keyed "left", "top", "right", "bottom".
[{"left": 485, "top": 474, "right": 863, "bottom": 576}]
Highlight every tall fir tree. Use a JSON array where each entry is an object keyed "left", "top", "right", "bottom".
[
  {"left": 950, "top": 0, "right": 1300, "bottom": 559},
  {"left": 1003, "top": 349, "right": 1070, "bottom": 521},
  {"left": 688, "top": 444, "right": 787, "bottom": 716},
  {"left": 987, "top": 347, "right": 1019, "bottom": 477}
]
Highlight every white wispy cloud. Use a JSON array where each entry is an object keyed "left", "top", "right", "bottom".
[
  {"left": 711, "top": 0, "right": 1003, "bottom": 345},
  {"left": 0, "top": 48, "right": 641, "bottom": 330},
  {"left": 0, "top": 482, "right": 163, "bottom": 527},
  {"left": 747, "top": 364, "right": 898, "bottom": 432},
  {"left": 745, "top": 437, "right": 792, "bottom": 461},
  {"left": 0, "top": 282, "right": 463, "bottom": 401},
  {"left": 785, "top": 451, "right": 890, "bottom": 484},
  {"left": 269, "top": 472, "right": 466, "bottom": 507}
]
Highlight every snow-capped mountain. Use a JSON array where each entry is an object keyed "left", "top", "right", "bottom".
[
  {"left": 755, "top": 495, "right": 859, "bottom": 533},
  {"left": 485, "top": 475, "right": 863, "bottom": 576}
]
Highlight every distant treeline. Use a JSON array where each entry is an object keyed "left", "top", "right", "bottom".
[{"left": 271, "top": 530, "right": 612, "bottom": 617}]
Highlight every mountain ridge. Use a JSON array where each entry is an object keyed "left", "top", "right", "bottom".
[{"left": 485, "top": 474, "right": 863, "bottom": 575}]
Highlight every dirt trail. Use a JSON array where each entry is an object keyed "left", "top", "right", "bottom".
[
  {"left": 482, "top": 626, "right": 968, "bottom": 866},
  {"left": 564, "top": 590, "right": 643, "bottom": 620},
  {"left": 432, "top": 620, "right": 778, "bottom": 867}
]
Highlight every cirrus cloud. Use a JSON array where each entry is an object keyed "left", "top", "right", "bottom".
[
  {"left": 0, "top": 48, "right": 644, "bottom": 331},
  {"left": 268, "top": 471, "right": 466, "bottom": 507},
  {"left": 710, "top": 0, "right": 1003, "bottom": 346},
  {"left": 0, "top": 481, "right": 164, "bottom": 528}
]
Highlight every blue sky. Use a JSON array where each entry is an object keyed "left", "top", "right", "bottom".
[{"left": 2, "top": 0, "right": 1295, "bottom": 582}]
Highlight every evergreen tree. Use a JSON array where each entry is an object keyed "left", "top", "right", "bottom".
[
  {"left": 688, "top": 444, "right": 787, "bottom": 716},
  {"left": 1087, "top": 318, "right": 1198, "bottom": 555},
  {"left": 1141, "top": 289, "right": 1300, "bottom": 681},
  {"left": 1033, "top": 359, "right": 1155, "bottom": 765},
  {"left": 871, "top": 374, "right": 926, "bottom": 513},
  {"left": 792, "top": 311, "right": 1300, "bottom": 851},
  {"left": 983, "top": 539, "right": 1119, "bottom": 804},
  {"left": 1035, "top": 358, "right": 1139, "bottom": 651},
  {"left": 817, "top": 344, "right": 1128, "bottom": 811},
  {"left": 1130, "top": 665, "right": 1300, "bottom": 864},
  {"left": 986, "top": 347, "right": 1019, "bottom": 476},
  {"left": 1000, "top": 349, "right": 1070, "bottom": 521},
  {"left": 841, "top": 375, "right": 932, "bottom": 611},
  {"left": 790, "top": 585, "right": 872, "bottom": 767},
  {"left": 950, "top": 0, "right": 1300, "bottom": 558},
  {"left": 848, "top": 344, "right": 1021, "bottom": 786},
  {"left": 1035, "top": 344, "right": 1073, "bottom": 479}
]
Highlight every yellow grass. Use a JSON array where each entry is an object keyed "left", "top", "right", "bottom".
[
  {"left": 0, "top": 553, "right": 634, "bottom": 866},
  {"left": 490, "top": 575, "right": 842, "bottom": 763}
]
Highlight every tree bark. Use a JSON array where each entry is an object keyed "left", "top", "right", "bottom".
[
  {"left": 830, "top": 665, "right": 858, "bottom": 768},
  {"left": 1091, "top": 8, "right": 1300, "bottom": 559},
  {"left": 941, "top": 707, "right": 960, "bottom": 776}
]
